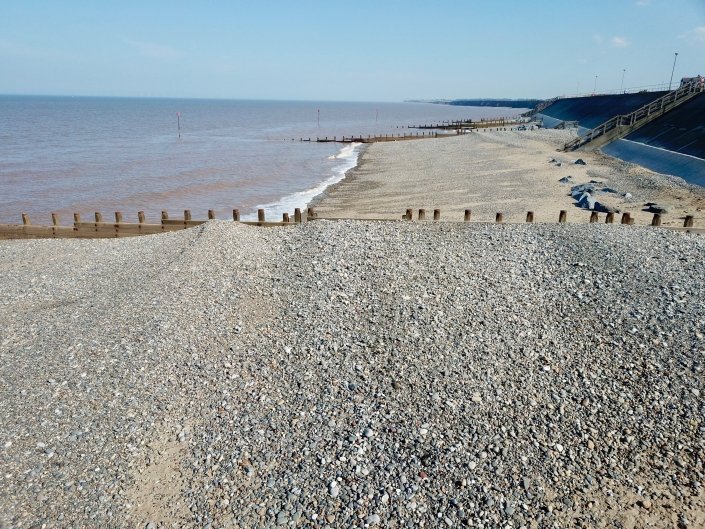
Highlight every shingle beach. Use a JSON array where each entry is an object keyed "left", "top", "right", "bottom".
[
  {"left": 1, "top": 218, "right": 704, "bottom": 528},
  {"left": 312, "top": 129, "right": 705, "bottom": 227}
]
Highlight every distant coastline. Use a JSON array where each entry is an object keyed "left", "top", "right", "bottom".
[{"left": 408, "top": 98, "right": 541, "bottom": 109}]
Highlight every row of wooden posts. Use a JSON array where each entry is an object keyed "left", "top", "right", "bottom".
[
  {"left": 2, "top": 207, "right": 318, "bottom": 239},
  {"left": 1, "top": 206, "right": 697, "bottom": 240},
  {"left": 402, "top": 208, "right": 695, "bottom": 228}
]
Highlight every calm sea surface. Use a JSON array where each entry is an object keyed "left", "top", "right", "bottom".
[{"left": 0, "top": 96, "right": 524, "bottom": 223}]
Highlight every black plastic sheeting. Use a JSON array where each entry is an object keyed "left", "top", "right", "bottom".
[
  {"left": 623, "top": 93, "right": 705, "bottom": 159},
  {"left": 539, "top": 92, "right": 668, "bottom": 129}
]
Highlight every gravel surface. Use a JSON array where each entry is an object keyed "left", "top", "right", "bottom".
[{"left": 1, "top": 220, "right": 704, "bottom": 529}]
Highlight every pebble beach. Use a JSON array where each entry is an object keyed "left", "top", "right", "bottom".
[{"left": 1, "top": 218, "right": 704, "bottom": 528}]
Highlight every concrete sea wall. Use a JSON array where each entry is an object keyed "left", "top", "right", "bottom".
[{"left": 537, "top": 92, "right": 705, "bottom": 184}]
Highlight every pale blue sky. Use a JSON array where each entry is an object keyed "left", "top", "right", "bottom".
[{"left": 1, "top": 0, "right": 703, "bottom": 101}]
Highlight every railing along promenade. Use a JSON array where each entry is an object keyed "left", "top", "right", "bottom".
[
  {"left": 563, "top": 80, "right": 705, "bottom": 151},
  {"left": 1, "top": 207, "right": 700, "bottom": 240}
]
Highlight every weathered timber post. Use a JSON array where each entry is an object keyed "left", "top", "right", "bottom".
[
  {"left": 233, "top": 209, "right": 240, "bottom": 221},
  {"left": 74, "top": 213, "right": 81, "bottom": 225},
  {"left": 496, "top": 212, "right": 503, "bottom": 223},
  {"left": 559, "top": 210, "right": 567, "bottom": 223},
  {"left": 21, "top": 213, "right": 29, "bottom": 225},
  {"left": 526, "top": 211, "right": 534, "bottom": 223},
  {"left": 433, "top": 209, "right": 440, "bottom": 221},
  {"left": 589, "top": 212, "right": 599, "bottom": 223},
  {"left": 115, "top": 212, "right": 122, "bottom": 223},
  {"left": 464, "top": 209, "right": 472, "bottom": 222},
  {"left": 405, "top": 208, "right": 413, "bottom": 220},
  {"left": 283, "top": 212, "right": 290, "bottom": 223},
  {"left": 294, "top": 208, "right": 301, "bottom": 223},
  {"left": 138, "top": 211, "right": 145, "bottom": 224},
  {"left": 606, "top": 212, "right": 615, "bottom": 224},
  {"left": 51, "top": 213, "right": 59, "bottom": 226},
  {"left": 651, "top": 213, "right": 662, "bottom": 226},
  {"left": 684, "top": 215, "right": 694, "bottom": 228},
  {"left": 184, "top": 210, "right": 192, "bottom": 221},
  {"left": 208, "top": 209, "right": 215, "bottom": 220},
  {"left": 621, "top": 212, "right": 631, "bottom": 225},
  {"left": 258, "top": 209, "right": 265, "bottom": 223},
  {"left": 307, "top": 207, "right": 316, "bottom": 220},
  {"left": 95, "top": 212, "right": 103, "bottom": 222},
  {"left": 161, "top": 211, "right": 169, "bottom": 222},
  {"left": 418, "top": 209, "right": 426, "bottom": 220}
]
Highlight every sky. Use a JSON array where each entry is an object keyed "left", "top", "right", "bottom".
[{"left": 0, "top": 0, "right": 704, "bottom": 101}]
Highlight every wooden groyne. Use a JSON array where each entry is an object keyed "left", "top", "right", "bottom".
[
  {"left": 0, "top": 209, "right": 306, "bottom": 240},
  {"left": 410, "top": 118, "right": 529, "bottom": 130},
  {"left": 299, "top": 130, "right": 465, "bottom": 144},
  {"left": 1, "top": 208, "right": 700, "bottom": 240}
]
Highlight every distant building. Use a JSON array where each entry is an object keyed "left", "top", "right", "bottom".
[{"left": 680, "top": 75, "right": 704, "bottom": 89}]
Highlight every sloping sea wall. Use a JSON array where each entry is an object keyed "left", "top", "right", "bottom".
[{"left": 537, "top": 92, "right": 705, "bottom": 183}]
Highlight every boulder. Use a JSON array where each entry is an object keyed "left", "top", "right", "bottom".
[
  {"left": 574, "top": 159, "right": 587, "bottom": 165},
  {"left": 559, "top": 176, "right": 573, "bottom": 184}
]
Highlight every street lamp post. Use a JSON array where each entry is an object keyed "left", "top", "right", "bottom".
[
  {"left": 669, "top": 52, "right": 679, "bottom": 90},
  {"left": 620, "top": 69, "right": 626, "bottom": 93}
]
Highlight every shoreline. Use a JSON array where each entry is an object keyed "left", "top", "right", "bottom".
[{"left": 309, "top": 129, "right": 705, "bottom": 226}]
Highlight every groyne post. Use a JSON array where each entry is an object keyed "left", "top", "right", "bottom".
[
  {"left": 95, "top": 212, "right": 103, "bottom": 223},
  {"left": 526, "top": 211, "right": 534, "bottom": 223},
  {"left": 51, "top": 213, "right": 58, "bottom": 226},
  {"left": 651, "top": 213, "right": 661, "bottom": 226},
  {"left": 74, "top": 213, "right": 81, "bottom": 224},
  {"left": 283, "top": 212, "right": 289, "bottom": 223},
  {"left": 405, "top": 208, "right": 413, "bottom": 220},
  {"left": 496, "top": 212, "right": 503, "bottom": 223},
  {"left": 606, "top": 213, "right": 615, "bottom": 224},
  {"left": 559, "top": 210, "right": 567, "bottom": 223},
  {"left": 433, "top": 209, "right": 440, "bottom": 221},
  {"left": 184, "top": 210, "right": 192, "bottom": 221},
  {"left": 621, "top": 212, "right": 631, "bottom": 225},
  {"left": 208, "top": 209, "right": 216, "bottom": 220},
  {"left": 138, "top": 211, "right": 145, "bottom": 224},
  {"left": 684, "top": 215, "right": 694, "bottom": 228},
  {"left": 233, "top": 209, "right": 240, "bottom": 221},
  {"left": 22, "top": 213, "right": 29, "bottom": 225},
  {"left": 589, "top": 212, "right": 599, "bottom": 223},
  {"left": 418, "top": 209, "right": 426, "bottom": 220},
  {"left": 161, "top": 211, "right": 169, "bottom": 222},
  {"left": 115, "top": 212, "right": 122, "bottom": 223},
  {"left": 464, "top": 209, "right": 472, "bottom": 222},
  {"left": 294, "top": 208, "right": 301, "bottom": 223},
  {"left": 258, "top": 209, "right": 265, "bottom": 223},
  {"left": 307, "top": 207, "right": 316, "bottom": 220}
]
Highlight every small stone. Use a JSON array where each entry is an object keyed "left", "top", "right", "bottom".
[
  {"left": 587, "top": 440, "right": 595, "bottom": 450},
  {"left": 554, "top": 443, "right": 564, "bottom": 453},
  {"left": 641, "top": 499, "right": 652, "bottom": 510},
  {"left": 146, "top": 523, "right": 156, "bottom": 529},
  {"left": 366, "top": 514, "right": 381, "bottom": 526},
  {"left": 276, "top": 511, "right": 288, "bottom": 525},
  {"left": 363, "top": 428, "right": 374, "bottom": 438},
  {"left": 471, "top": 393, "right": 482, "bottom": 403},
  {"left": 469, "top": 461, "right": 477, "bottom": 470}
]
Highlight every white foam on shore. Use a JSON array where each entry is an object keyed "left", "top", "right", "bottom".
[{"left": 246, "top": 143, "right": 362, "bottom": 221}]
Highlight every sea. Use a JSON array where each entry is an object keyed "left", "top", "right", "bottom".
[{"left": 0, "top": 96, "right": 525, "bottom": 224}]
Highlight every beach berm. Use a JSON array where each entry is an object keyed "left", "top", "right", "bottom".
[{"left": 1, "top": 220, "right": 704, "bottom": 528}]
